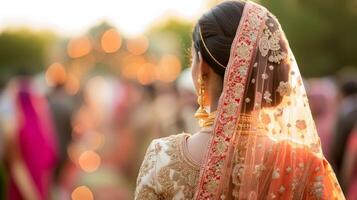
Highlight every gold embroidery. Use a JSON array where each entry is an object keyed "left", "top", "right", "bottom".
[
  {"left": 262, "top": 73, "right": 269, "bottom": 80},
  {"left": 136, "top": 185, "right": 159, "bottom": 200},
  {"left": 157, "top": 135, "right": 200, "bottom": 199},
  {"left": 135, "top": 140, "right": 162, "bottom": 200},
  {"left": 239, "top": 65, "right": 248, "bottom": 77},
  {"left": 234, "top": 83, "right": 245, "bottom": 100},
  {"left": 272, "top": 168, "right": 280, "bottom": 179},
  {"left": 136, "top": 141, "right": 159, "bottom": 185},
  {"left": 264, "top": 91, "right": 272, "bottom": 103},
  {"left": 236, "top": 43, "right": 250, "bottom": 58},
  {"left": 253, "top": 164, "right": 266, "bottom": 178},
  {"left": 277, "top": 81, "right": 292, "bottom": 96},
  {"left": 259, "top": 27, "right": 287, "bottom": 64},
  {"left": 310, "top": 176, "right": 324, "bottom": 199},
  {"left": 261, "top": 112, "right": 271, "bottom": 124},
  {"left": 296, "top": 120, "right": 307, "bottom": 130}
]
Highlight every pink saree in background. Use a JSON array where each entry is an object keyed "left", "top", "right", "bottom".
[
  {"left": 7, "top": 81, "right": 58, "bottom": 200},
  {"left": 344, "top": 129, "right": 357, "bottom": 200}
]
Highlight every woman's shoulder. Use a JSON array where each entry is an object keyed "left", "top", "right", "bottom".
[
  {"left": 149, "top": 133, "right": 190, "bottom": 151},
  {"left": 137, "top": 133, "right": 192, "bottom": 183}
]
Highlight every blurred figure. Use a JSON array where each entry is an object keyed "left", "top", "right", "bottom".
[
  {"left": 341, "top": 127, "right": 357, "bottom": 200},
  {"left": 47, "top": 80, "right": 76, "bottom": 182},
  {"left": 0, "top": 81, "right": 7, "bottom": 200},
  {"left": 330, "top": 77, "right": 357, "bottom": 190},
  {"left": 307, "top": 78, "right": 338, "bottom": 157},
  {"left": 177, "top": 68, "right": 199, "bottom": 134},
  {"left": 0, "top": 76, "right": 58, "bottom": 200},
  {"left": 60, "top": 77, "right": 132, "bottom": 200}
]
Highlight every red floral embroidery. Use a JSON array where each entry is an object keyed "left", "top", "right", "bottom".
[{"left": 194, "top": 2, "right": 268, "bottom": 199}]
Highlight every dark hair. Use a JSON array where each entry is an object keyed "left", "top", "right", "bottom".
[
  {"left": 192, "top": 0, "right": 245, "bottom": 77},
  {"left": 193, "top": 1, "right": 291, "bottom": 111},
  {"left": 340, "top": 79, "right": 357, "bottom": 97}
]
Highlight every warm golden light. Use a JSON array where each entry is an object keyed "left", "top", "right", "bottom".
[
  {"left": 101, "top": 29, "right": 122, "bottom": 53},
  {"left": 126, "top": 35, "right": 149, "bottom": 55},
  {"left": 45, "top": 62, "right": 67, "bottom": 86},
  {"left": 67, "top": 36, "right": 92, "bottom": 58},
  {"left": 65, "top": 73, "right": 80, "bottom": 95},
  {"left": 89, "top": 132, "right": 105, "bottom": 150},
  {"left": 78, "top": 150, "right": 101, "bottom": 173},
  {"left": 157, "top": 55, "right": 182, "bottom": 83},
  {"left": 122, "top": 62, "right": 141, "bottom": 80},
  {"left": 137, "top": 63, "right": 156, "bottom": 85},
  {"left": 67, "top": 143, "right": 80, "bottom": 163},
  {"left": 71, "top": 186, "right": 94, "bottom": 200}
]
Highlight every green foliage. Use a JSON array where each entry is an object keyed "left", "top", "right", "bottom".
[
  {"left": 0, "top": 163, "right": 5, "bottom": 199},
  {"left": 151, "top": 0, "right": 357, "bottom": 77},
  {"left": 0, "top": 28, "right": 57, "bottom": 81},
  {"left": 147, "top": 18, "right": 193, "bottom": 69},
  {"left": 259, "top": 0, "right": 357, "bottom": 77}
]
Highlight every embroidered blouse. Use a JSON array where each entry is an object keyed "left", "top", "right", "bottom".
[
  {"left": 135, "top": 133, "right": 343, "bottom": 200},
  {"left": 134, "top": 133, "right": 200, "bottom": 200}
]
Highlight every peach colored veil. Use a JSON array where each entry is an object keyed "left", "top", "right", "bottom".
[{"left": 194, "top": 1, "right": 345, "bottom": 199}]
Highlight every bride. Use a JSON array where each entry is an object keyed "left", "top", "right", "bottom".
[{"left": 135, "top": 1, "right": 345, "bottom": 199}]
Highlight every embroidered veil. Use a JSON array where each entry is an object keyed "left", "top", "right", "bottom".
[{"left": 194, "top": 1, "right": 345, "bottom": 199}]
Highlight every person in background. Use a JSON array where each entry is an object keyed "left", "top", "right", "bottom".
[
  {"left": 307, "top": 78, "right": 338, "bottom": 158},
  {"left": 1, "top": 75, "right": 58, "bottom": 200},
  {"left": 177, "top": 68, "right": 200, "bottom": 134},
  {"left": 329, "top": 77, "right": 357, "bottom": 188},
  {"left": 340, "top": 127, "right": 357, "bottom": 200},
  {"left": 47, "top": 76, "right": 77, "bottom": 183},
  {"left": 0, "top": 80, "right": 7, "bottom": 200}
]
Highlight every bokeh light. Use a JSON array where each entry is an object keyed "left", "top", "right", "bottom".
[
  {"left": 67, "top": 36, "right": 92, "bottom": 58},
  {"left": 71, "top": 186, "right": 94, "bottom": 200},
  {"left": 101, "top": 28, "right": 122, "bottom": 53},
  {"left": 88, "top": 132, "right": 105, "bottom": 150},
  {"left": 121, "top": 55, "right": 147, "bottom": 79},
  {"left": 137, "top": 63, "right": 157, "bottom": 85},
  {"left": 157, "top": 54, "right": 182, "bottom": 83},
  {"left": 122, "top": 62, "right": 141, "bottom": 80},
  {"left": 126, "top": 36, "right": 149, "bottom": 55},
  {"left": 78, "top": 150, "right": 101, "bottom": 173},
  {"left": 65, "top": 73, "right": 80, "bottom": 95},
  {"left": 45, "top": 62, "right": 67, "bottom": 86}
]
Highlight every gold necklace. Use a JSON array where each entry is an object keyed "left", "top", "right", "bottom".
[{"left": 199, "top": 110, "right": 217, "bottom": 128}]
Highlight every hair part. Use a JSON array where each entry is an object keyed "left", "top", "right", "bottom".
[{"left": 193, "top": 0, "right": 245, "bottom": 77}]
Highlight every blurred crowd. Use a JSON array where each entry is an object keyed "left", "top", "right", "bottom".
[
  {"left": 0, "top": 64, "right": 356, "bottom": 200},
  {"left": 0, "top": 66, "right": 200, "bottom": 200},
  {"left": 0, "top": 0, "right": 356, "bottom": 198}
]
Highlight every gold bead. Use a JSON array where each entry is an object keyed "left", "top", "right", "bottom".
[{"left": 194, "top": 74, "right": 209, "bottom": 126}]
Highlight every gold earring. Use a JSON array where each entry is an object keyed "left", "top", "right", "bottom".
[{"left": 195, "top": 75, "right": 209, "bottom": 125}]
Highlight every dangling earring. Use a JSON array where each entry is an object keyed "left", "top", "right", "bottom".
[{"left": 195, "top": 75, "right": 209, "bottom": 126}]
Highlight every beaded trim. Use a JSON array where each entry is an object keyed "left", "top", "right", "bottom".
[{"left": 194, "top": 2, "right": 268, "bottom": 199}]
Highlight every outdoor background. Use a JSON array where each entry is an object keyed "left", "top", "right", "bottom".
[{"left": 0, "top": 0, "right": 356, "bottom": 199}]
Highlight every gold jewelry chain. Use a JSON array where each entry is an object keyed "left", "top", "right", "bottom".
[
  {"left": 199, "top": 27, "right": 226, "bottom": 68},
  {"left": 200, "top": 112, "right": 266, "bottom": 136}
]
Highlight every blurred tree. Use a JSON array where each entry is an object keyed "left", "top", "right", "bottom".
[
  {"left": 0, "top": 28, "right": 57, "bottom": 81},
  {"left": 207, "top": 0, "right": 357, "bottom": 77},
  {"left": 147, "top": 18, "right": 193, "bottom": 69},
  {"left": 259, "top": 0, "right": 357, "bottom": 77}
]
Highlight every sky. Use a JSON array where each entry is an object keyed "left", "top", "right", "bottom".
[{"left": 0, "top": 0, "right": 206, "bottom": 37}]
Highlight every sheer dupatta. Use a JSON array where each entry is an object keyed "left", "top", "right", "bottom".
[{"left": 194, "top": 1, "right": 345, "bottom": 199}]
